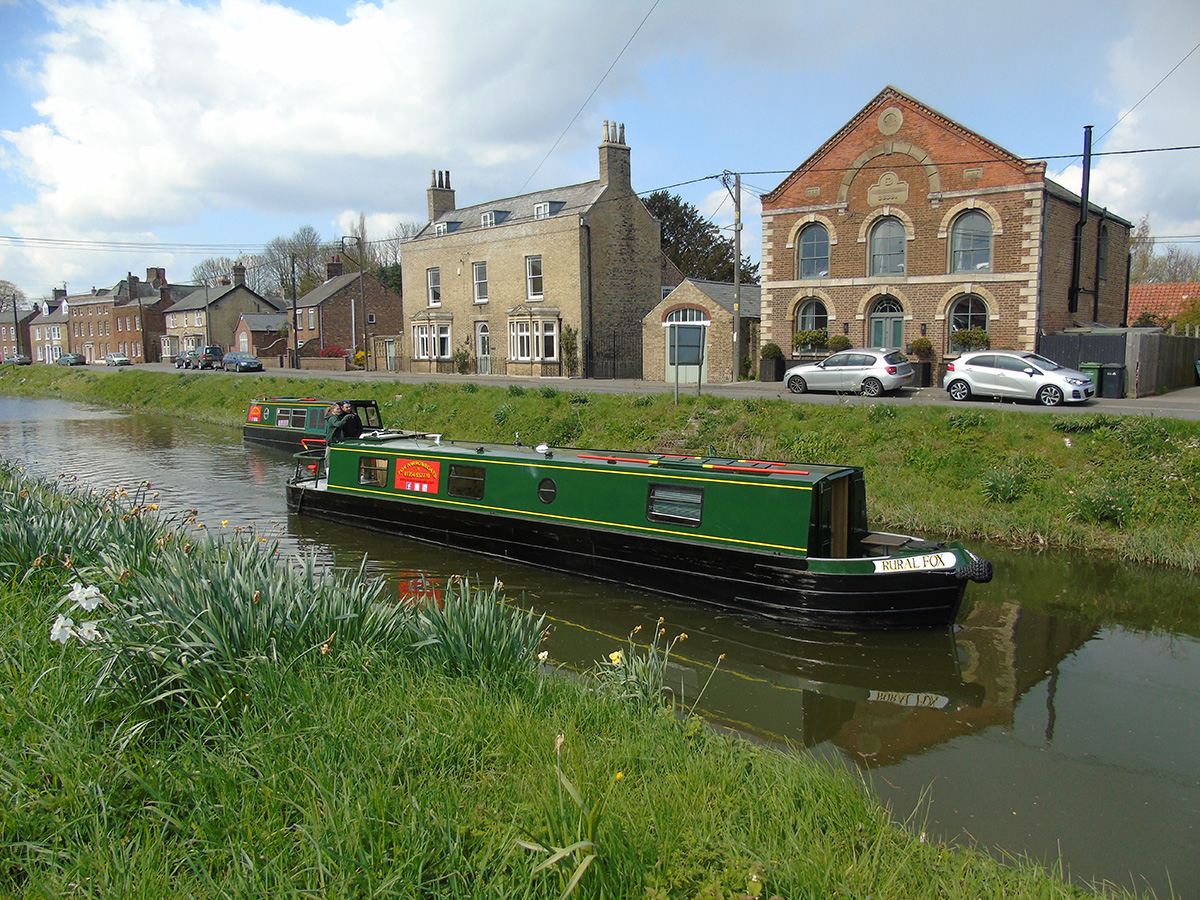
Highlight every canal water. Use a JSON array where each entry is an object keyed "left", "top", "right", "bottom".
[{"left": 1, "top": 396, "right": 1196, "bottom": 898}]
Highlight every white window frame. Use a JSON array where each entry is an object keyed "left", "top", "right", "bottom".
[
  {"left": 434, "top": 222, "right": 448, "bottom": 236},
  {"left": 308, "top": 308, "right": 316, "bottom": 330},
  {"left": 427, "top": 267, "right": 441, "bottom": 306},
  {"left": 414, "top": 324, "right": 431, "bottom": 359},
  {"left": 436, "top": 324, "right": 451, "bottom": 358},
  {"left": 535, "top": 320, "right": 557, "bottom": 361},
  {"left": 480, "top": 211, "right": 495, "bottom": 228},
  {"left": 473, "top": 261, "right": 488, "bottom": 303},
  {"left": 526, "top": 255, "right": 543, "bottom": 300},
  {"left": 533, "top": 202, "right": 550, "bottom": 220},
  {"left": 509, "top": 321, "right": 532, "bottom": 360}
]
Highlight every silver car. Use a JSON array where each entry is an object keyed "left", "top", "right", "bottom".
[
  {"left": 943, "top": 351, "right": 1095, "bottom": 406},
  {"left": 785, "top": 348, "right": 915, "bottom": 397}
]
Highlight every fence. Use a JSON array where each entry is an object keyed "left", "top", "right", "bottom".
[{"left": 1041, "top": 330, "right": 1200, "bottom": 397}]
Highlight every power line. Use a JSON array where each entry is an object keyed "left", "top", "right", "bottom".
[
  {"left": 1097, "top": 39, "right": 1200, "bottom": 143},
  {"left": 517, "top": 0, "right": 661, "bottom": 194}
]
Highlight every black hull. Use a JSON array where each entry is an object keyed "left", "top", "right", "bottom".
[{"left": 286, "top": 482, "right": 968, "bottom": 630}]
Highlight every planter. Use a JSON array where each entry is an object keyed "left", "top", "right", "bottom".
[
  {"left": 914, "top": 360, "right": 932, "bottom": 387},
  {"left": 760, "top": 357, "right": 784, "bottom": 382}
]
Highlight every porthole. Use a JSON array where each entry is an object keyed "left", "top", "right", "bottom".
[{"left": 537, "top": 478, "right": 557, "bottom": 504}]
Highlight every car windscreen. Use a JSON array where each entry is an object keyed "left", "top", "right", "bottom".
[{"left": 1026, "top": 353, "right": 1061, "bottom": 370}]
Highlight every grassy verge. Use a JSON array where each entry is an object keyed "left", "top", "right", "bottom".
[
  {"left": 0, "top": 464, "right": 1126, "bottom": 898},
  {"left": 3, "top": 365, "right": 1199, "bottom": 571}
]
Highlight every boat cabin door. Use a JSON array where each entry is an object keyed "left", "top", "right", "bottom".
[{"left": 813, "top": 474, "right": 851, "bottom": 558}]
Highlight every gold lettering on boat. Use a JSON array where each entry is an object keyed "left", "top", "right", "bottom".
[{"left": 872, "top": 552, "right": 954, "bottom": 574}]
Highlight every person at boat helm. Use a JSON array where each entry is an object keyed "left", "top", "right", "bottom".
[{"left": 340, "top": 400, "right": 363, "bottom": 440}]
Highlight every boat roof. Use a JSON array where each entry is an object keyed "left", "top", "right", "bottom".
[
  {"left": 344, "top": 430, "right": 857, "bottom": 487},
  {"left": 253, "top": 397, "right": 378, "bottom": 406}
]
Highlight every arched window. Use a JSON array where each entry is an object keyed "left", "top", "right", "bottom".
[
  {"left": 666, "top": 307, "right": 709, "bottom": 324},
  {"left": 870, "top": 217, "right": 905, "bottom": 276},
  {"left": 950, "top": 210, "right": 992, "bottom": 273},
  {"left": 796, "top": 224, "right": 829, "bottom": 279},
  {"left": 949, "top": 295, "right": 989, "bottom": 352},
  {"left": 793, "top": 299, "right": 828, "bottom": 350}
]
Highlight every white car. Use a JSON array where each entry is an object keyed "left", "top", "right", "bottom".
[
  {"left": 943, "top": 351, "right": 1095, "bottom": 406},
  {"left": 104, "top": 352, "right": 132, "bottom": 366},
  {"left": 785, "top": 349, "right": 915, "bottom": 397}
]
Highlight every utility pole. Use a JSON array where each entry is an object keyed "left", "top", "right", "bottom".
[
  {"left": 341, "top": 235, "right": 368, "bottom": 367},
  {"left": 722, "top": 171, "right": 743, "bottom": 381}
]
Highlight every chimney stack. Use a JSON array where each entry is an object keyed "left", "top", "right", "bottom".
[
  {"left": 428, "top": 169, "right": 456, "bottom": 223},
  {"left": 598, "top": 120, "right": 630, "bottom": 191},
  {"left": 232, "top": 260, "right": 246, "bottom": 287},
  {"left": 326, "top": 255, "right": 344, "bottom": 280}
]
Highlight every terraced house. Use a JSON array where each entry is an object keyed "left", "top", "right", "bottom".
[
  {"left": 760, "top": 86, "right": 1131, "bottom": 374},
  {"left": 401, "top": 121, "right": 662, "bottom": 378}
]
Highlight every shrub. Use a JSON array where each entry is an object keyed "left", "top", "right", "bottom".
[
  {"left": 760, "top": 342, "right": 784, "bottom": 360},
  {"left": 319, "top": 345, "right": 346, "bottom": 358},
  {"left": 910, "top": 336, "right": 933, "bottom": 357},
  {"left": 950, "top": 328, "right": 990, "bottom": 351},
  {"left": 792, "top": 329, "right": 828, "bottom": 351},
  {"left": 827, "top": 334, "right": 852, "bottom": 352}
]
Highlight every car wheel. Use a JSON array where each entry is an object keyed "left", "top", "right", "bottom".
[
  {"left": 787, "top": 375, "right": 807, "bottom": 394},
  {"left": 1037, "top": 385, "right": 1064, "bottom": 407},
  {"left": 861, "top": 377, "right": 884, "bottom": 398},
  {"left": 947, "top": 379, "right": 972, "bottom": 402}
]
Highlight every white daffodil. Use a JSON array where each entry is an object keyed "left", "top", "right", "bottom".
[
  {"left": 68, "top": 582, "right": 105, "bottom": 612},
  {"left": 77, "top": 621, "right": 101, "bottom": 642},
  {"left": 50, "top": 614, "right": 74, "bottom": 644}
]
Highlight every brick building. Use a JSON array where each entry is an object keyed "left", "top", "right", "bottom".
[
  {"left": 293, "top": 256, "right": 404, "bottom": 369},
  {"left": 400, "top": 121, "right": 661, "bottom": 378},
  {"left": 29, "top": 294, "right": 68, "bottom": 363},
  {"left": 760, "top": 87, "right": 1131, "bottom": 368},
  {"left": 162, "top": 262, "right": 279, "bottom": 359},
  {"left": 1128, "top": 282, "right": 1200, "bottom": 326},
  {"left": 642, "top": 279, "right": 761, "bottom": 384}
]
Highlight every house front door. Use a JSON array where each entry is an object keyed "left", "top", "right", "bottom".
[{"left": 476, "top": 323, "right": 491, "bottom": 375}]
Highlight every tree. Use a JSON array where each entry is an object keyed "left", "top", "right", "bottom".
[
  {"left": 1130, "top": 214, "right": 1200, "bottom": 283},
  {"left": 643, "top": 191, "right": 759, "bottom": 284},
  {"left": 0, "top": 280, "right": 28, "bottom": 307}
]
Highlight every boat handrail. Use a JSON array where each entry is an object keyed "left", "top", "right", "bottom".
[{"left": 291, "top": 448, "right": 326, "bottom": 484}]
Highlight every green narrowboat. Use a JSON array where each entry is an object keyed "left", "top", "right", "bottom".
[
  {"left": 243, "top": 397, "right": 384, "bottom": 451},
  {"left": 285, "top": 432, "right": 993, "bottom": 630}
]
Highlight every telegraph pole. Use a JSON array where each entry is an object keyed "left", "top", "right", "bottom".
[
  {"left": 722, "top": 171, "right": 743, "bottom": 381},
  {"left": 291, "top": 255, "right": 299, "bottom": 367}
]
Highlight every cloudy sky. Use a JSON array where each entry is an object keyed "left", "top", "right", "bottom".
[{"left": 1, "top": 0, "right": 1198, "bottom": 300}]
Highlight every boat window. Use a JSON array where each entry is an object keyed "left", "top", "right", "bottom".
[
  {"left": 360, "top": 405, "right": 382, "bottom": 427},
  {"left": 274, "top": 408, "right": 292, "bottom": 427},
  {"left": 448, "top": 464, "right": 486, "bottom": 500},
  {"left": 358, "top": 457, "right": 389, "bottom": 487},
  {"left": 646, "top": 483, "right": 703, "bottom": 527},
  {"left": 537, "top": 478, "right": 557, "bottom": 504}
]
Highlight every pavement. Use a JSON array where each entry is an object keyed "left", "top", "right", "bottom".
[{"left": 137, "top": 362, "right": 1200, "bottom": 420}]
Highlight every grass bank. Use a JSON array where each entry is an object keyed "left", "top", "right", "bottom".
[
  {"left": 4, "top": 365, "right": 1199, "bottom": 572},
  {"left": 0, "top": 464, "right": 1128, "bottom": 898}
]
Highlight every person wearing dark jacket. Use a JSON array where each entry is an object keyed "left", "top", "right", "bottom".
[{"left": 340, "top": 401, "right": 363, "bottom": 439}]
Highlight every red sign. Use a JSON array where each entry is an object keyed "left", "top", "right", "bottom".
[
  {"left": 394, "top": 458, "right": 441, "bottom": 494},
  {"left": 248, "top": 404, "right": 262, "bottom": 423}
]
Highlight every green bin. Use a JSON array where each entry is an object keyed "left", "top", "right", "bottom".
[{"left": 1078, "top": 362, "right": 1101, "bottom": 390}]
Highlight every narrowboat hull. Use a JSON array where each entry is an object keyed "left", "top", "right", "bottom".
[{"left": 286, "top": 462, "right": 987, "bottom": 630}]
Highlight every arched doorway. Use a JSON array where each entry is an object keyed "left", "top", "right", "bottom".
[
  {"left": 475, "top": 323, "right": 491, "bottom": 374},
  {"left": 868, "top": 296, "right": 904, "bottom": 349},
  {"left": 664, "top": 307, "right": 709, "bottom": 384}
]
